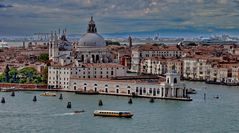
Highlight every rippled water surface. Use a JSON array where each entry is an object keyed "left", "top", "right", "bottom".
[{"left": 0, "top": 81, "right": 239, "bottom": 133}]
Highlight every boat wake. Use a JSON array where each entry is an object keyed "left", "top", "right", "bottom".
[{"left": 52, "top": 112, "right": 76, "bottom": 116}]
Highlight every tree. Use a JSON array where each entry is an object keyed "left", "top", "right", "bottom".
[
  {"left": 38, "top": 53, "right": 49, "bottom": 62},
  {"left": 9, "top": 67, "right": 18, "bottom": 83},
  {"left": 18, "top": 67, "right": 37, "bottom": 83},
  {"left": 13, "top": 72, "right": 17, "bottom": 83},
  {"left": 4, "top": 64, "right": 10, "bottom": 82},
  {"left": 42, "top": 67, "right": 48, "bottom": 84},
  {"left": 0, "top": 74, "right": 5, "bottom": 82},
  {"left": 1, "top": 66, "right": 47, "bottom": 84}
]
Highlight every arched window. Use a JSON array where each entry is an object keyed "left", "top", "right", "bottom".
[
  {"left": 81, "top": 55, "right": 84, "bottom": 62},
  {"left": 149, "top": 88, "right": 152, "bottom": 94},
  {"left": 157, "top": 89, "right": 160, "bottom": 94},
  {"left": 128, "top": 90, "right": 131, "bottom": 94},
  {"left": 167, "top": 78, "right": 170, "bottom": 83},
  {"left": 84, "top": 87, "right": 86, "bottom": 91},
  {"left": 96, "top": 55, "right": 100, "bottom": 63},
  {"left": 92, "top": 55, "right": 95, "bottom": 63},
  {"left": 143, "top": 88, "right": 146, "bottom": 93},
  {"left": 174, "top": 78, "right": 177, "bottom": 84}
]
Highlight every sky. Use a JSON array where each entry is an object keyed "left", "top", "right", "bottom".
[{"left": 0, "top": 0, "right": 239, "bottom": 37}]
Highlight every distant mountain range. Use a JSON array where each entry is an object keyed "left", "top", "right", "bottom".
[{"left": 1, "top": 31, "right": 239, "bottom": 43}]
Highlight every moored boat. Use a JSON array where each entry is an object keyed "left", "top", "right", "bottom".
[
  {"left": 0, "top": 87, "right": 15, "bottom": 92},
  {"left": 40, "top": 92, "right": 56, "bottom": 96},
  {"left": 93, "top": 110, "right": 133, "bottom": 118}
]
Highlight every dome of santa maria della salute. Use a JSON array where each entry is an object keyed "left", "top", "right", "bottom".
[
  {"left": 78, "top": 16, "right": 106, "bottom": 47},
  {"left": 79, "top": 33, "right": 106, "bottom": 47}
]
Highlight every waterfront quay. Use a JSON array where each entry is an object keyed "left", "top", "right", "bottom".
[
  {"left": 0, "top": 81, "right": 238, "bottom": 133},
  {"left": 0, "top": 82, "right": 192, "bottom": 101}
]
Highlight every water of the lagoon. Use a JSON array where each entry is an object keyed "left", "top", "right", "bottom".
[{"left": 0, "top": 81, "right": 239, "bottom": 133}]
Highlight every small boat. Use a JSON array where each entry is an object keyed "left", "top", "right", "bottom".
[
  {"left": 40, "top": 92, "right": 56, "bottom": 96},
  {"left": 93, "top": 110, "right": 133, "bottom": 118},
  {"left": 186, "top": 88, "right": 197, "bottom": 94},
  {"left": 74, "top": 110, "right": 85, "bottom": 114}
]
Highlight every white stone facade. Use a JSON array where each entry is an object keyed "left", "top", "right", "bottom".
[
  {"left": 140, "top": 57, "right": 182, "bottom": 75},
  {"left": 69, "top": 72, "right": 188, "bottom": 99},
  {"left": 48, "top": 66, "right": 71, "bottom": 89},
  {"left": 182, "top": 57, "right": 239, "bottom": 83},
  {"left": 183, "top": 58, "right": 208, "bottom": 80},
  {"left": 131, "top": 46, "right": 183, "bottom": 73}
]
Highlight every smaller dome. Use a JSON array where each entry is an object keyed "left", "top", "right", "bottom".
[{"left": 78, "top": 33, "right": 106, "bottom": 47}]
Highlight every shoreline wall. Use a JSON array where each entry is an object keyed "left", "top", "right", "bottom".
[{"left": 0, "top": 83, "right": 47, "bottom": 89}]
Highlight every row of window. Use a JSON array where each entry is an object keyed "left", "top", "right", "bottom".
[
  {"left": 50, "top": 68, "right": 123, "bottom": 75},
  {"left": 79, "top": 86, "right": 160, "bottom": 95},
  {"left": 73, "top": 67, "right": 123, "bottom": 71},
  {"left": 79, "top": 75, "right": 112, "bottom": 78},
  {"left": 49, "top": 71, "right": 70, "bottom": 75},
  {"left": 136, "top": 87, "right": 161, "bottom": 94},
  {"left": 49, "top": 77, "right": 69, "bottom": 81},
  {"left": 139, "top": 51, "right": 182, "bottom": 55},
  {"left": 74, "top": 71, "right": 114, "bottom": 75},
  {"left": 79, "top": 84, "right": 161, "bottom": 94},
  {"left": 48, "top": 81, "right": 69, "bottom": 85},
  {"left": 144, "top": 53, "right": 181, "bottom": 57}
]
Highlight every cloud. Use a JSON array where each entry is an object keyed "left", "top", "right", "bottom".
[
  {"left": 0, "top": 3, "right": 13, "bottom": 8},
  {"left": 0, "top": 0, "right": 239, "bottom": 36}
]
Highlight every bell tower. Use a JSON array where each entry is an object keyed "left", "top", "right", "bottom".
[
  {"left": 128, "top": 35, "right": 132, "bottom": 48},
  {"left": 49, "top": 31, "right": 53, "bottom": 59},
  {"left": 51, "top": 31, "right": 59, "bottom": 61},
  {"left": 165, "top": 65, "right": 180, "bottom": 85}
]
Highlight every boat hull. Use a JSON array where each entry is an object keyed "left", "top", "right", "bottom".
[
  {"left": 93, "top": 110, "right": 133, "bottom": 118},
  {"left": 40, "top": 92, "right": 56, "bottom": 96},
  {"left": 94, "top": 114, "right": 133, "bottom": 118}
]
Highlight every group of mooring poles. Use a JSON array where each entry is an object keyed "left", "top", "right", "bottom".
[
  {"left": 66, "top": 97, "right": 155, "bottom": 108},
  {"left": 96, "top": 97, "right": 155, "bottom": 106},
  {"left": 1, "top": 92, "right": 156, "bottom": 106},
  {"left": 0, "top": 92, "right": 69, "bottom": 107},
  {"left": 1, "top": 91, "right": 15, "bottom": 103}
]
